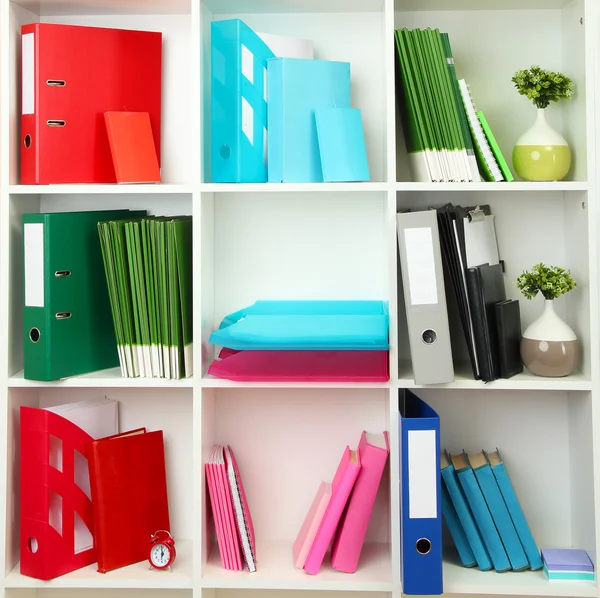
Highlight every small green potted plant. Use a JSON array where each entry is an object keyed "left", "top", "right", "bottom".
[
  {"left": 511, "top": 66, "right": 575, "bottom": 182},
  {"left": 516, "top": 263, "right": 578, "bottom": 377}
]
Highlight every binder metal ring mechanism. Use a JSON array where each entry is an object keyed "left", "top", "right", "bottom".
[{"left": 467, "top": 206, "right": 485, "bottom": 222}]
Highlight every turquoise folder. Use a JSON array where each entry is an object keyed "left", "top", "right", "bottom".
[
  {"left": 267, "top": 58, "right": 351, "bottom": 182},
  {"left": 487, "top": 450, "right": 543, "bottom": 570},
  {"left": 453, "top": 452, "right": 511, "bottom": 572},
  {"left": 209, "top": 300, "right": 389, "bottom": 350},
  {"left": 315, "top": 108, "right": 370, "bottom": 182},
  {"left": 468, "top": 452, "right": 529, "bottom": 571},
  {"left": 441, "top": 452, "right": 492, "bottom": 571},
  {"left": 211, "top": 19, "right": 275, "bottom": 183},
  {"left": 441, "top": 483, "right": 477, "bottom": 568}
]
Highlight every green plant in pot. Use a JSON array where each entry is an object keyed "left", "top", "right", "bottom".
[
  {"left": 516, "top": 263, "right": 578, "bottom": 377},
  {"left": 511, "top": 66, "right": 575, "bottom": 181}
]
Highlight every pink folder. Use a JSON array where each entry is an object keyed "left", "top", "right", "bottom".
[
  {"left": 304, "top": 446, "right": 361, "bottom": 575},
  {"left": 208, "top": 349, "right": 389, "bottom": 382},
  {"left": 331, "top": 431, "right": 390, "bottom": 573},
  {"left": 205, "top": 447, "right": 228, "bottom": 568},
  {"left": 293, "top": 481, "right": 332, "bottom": 569}
]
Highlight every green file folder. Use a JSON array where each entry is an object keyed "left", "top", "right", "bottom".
[{"left": 23, "top": 209, "right": 146, "bottom": 381}]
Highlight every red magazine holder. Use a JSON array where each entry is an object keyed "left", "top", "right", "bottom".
[{"left": 20, "top": 406, "right": 97, "bottom": 580}]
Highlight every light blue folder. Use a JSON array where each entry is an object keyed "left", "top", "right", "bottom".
[
  {"left": 487, "top": 449, "right": 543, "bottom": 570},
  {"left": 441, "top": 483, "right": 477, "bottom": 568},
  {"left": 441, "top": 452, "right": 492, "bottom": 571},
  {"left": 468, "top": 452, "right": 529, "bottom": 571},
  {"left": 453, "top": 452, "right": 511, "bottom": 572},
  {"left": 267, "top": 58, "right": 351, "bottom": 182},
  {"left": 209, "top": 300, "right": 389, "bottom": 350},
  {"left": 211, "top": 19, "right": 274, "bottom": 183},
  {"left": 315, "top": 108, "right": 370, "bottom": 182}
]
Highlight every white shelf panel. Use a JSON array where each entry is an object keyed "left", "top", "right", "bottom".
[
  {"left": 202, "top": 541, "right": 392, "bottom": 591},
  {"left": 204, "top": 0, "right": 384, "bottom": 14},
  {"left": 397, "top": 364, "right": 592, "bottom": 391},
  {"left": 401, "top": 0, "right": 570, "bottom": 10},
  {"left": 11, "top": 0, "right": 191, "bottom": 17},
  {"left": 9, "top": 368, "right": 194, "bottom": 388},
  {"left": 395, "top": 182, "right": 588, "bottom": 192},
  {"left": 5, "top": 540, "right": 193, "bottom": 589},
  {"left": 200, "top": 183, "right": 388, "bottom": 193},
  {"left": 9, "top": 184, "right": 197, "bottom": 195},
  {"left": 201, "top": 374, "right": 391, "bottom": 389},
  {"left": 443, "top": 556, "right": 597, "bottom": 596}
]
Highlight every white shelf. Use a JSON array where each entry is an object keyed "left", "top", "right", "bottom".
[
  {"left": 201, "top": 375, "right": 390, "bottom": 389},
  {"left": 12, "top": 0, "right": 192, "bottom": 17},
  {"left": 402, "top": 0, "right": 571, "bottom": 10},
  {"left": 8, "top": 369, "right": 194, "bottom": 388},
  {"left": 203, "top": 0, "right": 385, "bottom": 14},
  {"left": 443, "top": 556, "right": 597, "bottom": 597},
  {"left": 200, "top": 182, "right": 388, "bottom": 193},
  {"left": 5, "top": 540, "right": 193, "bottom": 589},
  {"left": 9, "top": 184, "right": 196, "bottom": 195},
  {"left": 397, "top": 365, "right": 592, "bottom": 391},
  {"left": 395, "top": 182, "right": 588, "bottom": 192},
  {"left": 202, "top": 541, "right": 392, "bottom": 591}
]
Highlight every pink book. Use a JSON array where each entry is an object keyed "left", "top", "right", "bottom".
[
  {"left": 331, "top": 431, "right": 390, "bottom": 573},
  {"left": 208, "top": 350, "right": 389, "bottom": 382},
  {"left": 224, "top": 445, "right": 257, "bottom": 572},
  {"left": 293, "top": 481, "right": 332, "bottom": 568},
  {"left": 215, "top": 446, "right": 243, "bottom": 571},
  {"left": 304, "top": 446, "right": 361, "bottom": 575},
  {"left": 205, "top": 447, "right": 228, "bottom": 568}
]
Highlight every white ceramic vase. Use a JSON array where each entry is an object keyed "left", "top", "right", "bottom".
[
  {"left": 520, "top": 299, "right": 578, "bottom": 377},
  {"left": 512, "top": 108, "right": 571, "bottom": 181}
]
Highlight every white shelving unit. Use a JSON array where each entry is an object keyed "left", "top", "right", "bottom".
[{"left": 0, "top": 1, "right": 599, "bottom": 598}]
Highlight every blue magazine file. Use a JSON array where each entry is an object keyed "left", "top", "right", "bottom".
[
  {"left": 399, "top": 390, "right": 442, "bottom": 595},
  {"left": 441, "top": 482, "right": 477, "bottom": 568},
  {"left": 211, "top": 19, "right": 274, "bottom": 183},
  {"left": 209, "top": 300, "right": 389, "bottom": 351}
]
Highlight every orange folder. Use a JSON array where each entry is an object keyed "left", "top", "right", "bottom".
[{"left": 104, "top": 111, "right": 160, "bottom": 183}]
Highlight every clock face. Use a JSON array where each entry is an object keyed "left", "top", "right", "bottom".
[{"left": 150, "top": 543, "right": 171, "bottom": 568}]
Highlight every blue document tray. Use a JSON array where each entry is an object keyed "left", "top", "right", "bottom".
[{"left": 209, "top": 300, "right": 389, "bottom": 350}]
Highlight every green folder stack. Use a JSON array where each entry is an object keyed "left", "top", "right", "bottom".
[
  {"left": 98, "top": 215, "right": 193, "bottom": 379},
  {"left": 394, "top": 27, "right": 512, "bottom": 183}
]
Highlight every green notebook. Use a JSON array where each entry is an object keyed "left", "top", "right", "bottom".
[{"left": 477, "top": 110, "right": 514, "bottom": 182}]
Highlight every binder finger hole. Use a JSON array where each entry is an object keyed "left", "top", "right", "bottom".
[
  {"left": 29, "top": 328, "right": 40, "bottom": 343},
  {"left": 416, "top": 538, "right": 432, "bottom": 555},
  {"left": 24, "top": 135, "right": 31, "bottom": 148},
  {"left": 422, "top": 329, "right": 437, "bottom": 344},
  {"left": 27, "top": 537, "right": 38, "bottom": 553},
  {"left": 219, "top": 144, "right": 231, "bottom": 160}
]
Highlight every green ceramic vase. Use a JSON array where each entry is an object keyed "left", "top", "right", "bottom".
[{"left": 512, "top": 108, "right": 571, "bottom": 181}]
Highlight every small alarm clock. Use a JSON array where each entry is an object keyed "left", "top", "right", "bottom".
[{"left": 149, "top": 530, "right": 176, "bottom": 572}]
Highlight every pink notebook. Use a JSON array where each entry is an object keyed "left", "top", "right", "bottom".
[
  {"left": 304, "top": 446, "right": 361, "bottom": 575},
  {"left": 293, "top": 481, "right": 332, "bottom": 569},
  {"left": 205, "top": 447, "right": 228, "bottom": 568},
  {"left": 224, "top": 446, "right": 257, "bottom": 572},
  {"left": 331, "top": 431, "right": 389, "bottom": 573},
  {"left": 215, "top": 446, "right": 243, "bottom": 571},
  {"left": 208, "top": 350, "right": 389, "bottom": 382}
]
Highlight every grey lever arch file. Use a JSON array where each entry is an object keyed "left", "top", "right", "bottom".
[{"left": 397, "top": 211, "right": 454, "bottom": 385}]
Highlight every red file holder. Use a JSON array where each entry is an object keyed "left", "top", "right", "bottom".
[{"left": 20, "top": 406, "right": 97, "bottom": 580}]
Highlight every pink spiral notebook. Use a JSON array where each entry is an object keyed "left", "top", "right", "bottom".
[{"left": 208, "top": 349, "right": 389, "bottom": 382}]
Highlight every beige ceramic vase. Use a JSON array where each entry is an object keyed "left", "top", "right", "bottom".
[{"left": 521, "top": 299, "right": 578, "bottom": 377}]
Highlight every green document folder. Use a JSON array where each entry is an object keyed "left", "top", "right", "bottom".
[
  {"left": 477, "top": 110, "right": 514, "bottom": 182},
  {"left": 23, "top": 209, "right": 146, "bottom": 381}
]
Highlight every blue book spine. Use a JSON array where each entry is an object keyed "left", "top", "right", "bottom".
[
  {"left": 210, "top": 19, "right": 274, "bottom": 183},
  {"left": 472, "top": 462, "right": 529, "bottom": 571},
  {"left": 490, "top": 459, "right": 543, "bottom": 570},
  {"left": 456, "top": 463, "right": 511, "bottom": 572},
  {"left": 441, "top": 464, "right": 492, "bottom": 571},
  {"left": 441, "top": 483, "right": 477, "bottom": 568}
]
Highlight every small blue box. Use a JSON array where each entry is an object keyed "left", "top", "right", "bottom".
[
  {"left": 211, "top": 19, "right": 274, "bottom": 183},
  {"left": 267, "top": 58, "right": 351, "bottom": 183}
]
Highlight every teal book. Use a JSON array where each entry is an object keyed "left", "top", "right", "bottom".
[
  {"left": 441, "top": 451, "right": 492, "bottom": 570},
  {"left": 452, "top": 452, "right": 511, "bottom": 572},
  {"left": 487, "top": 450, "right": 543, "bottom": 570},
  {"left": 468, "top": 451, "right": 529, "bottom": 571}
]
